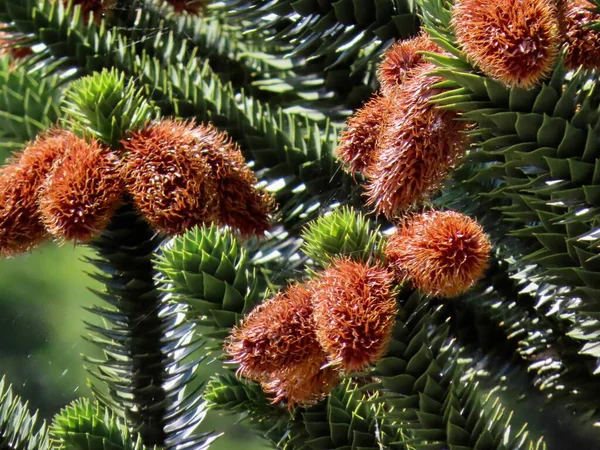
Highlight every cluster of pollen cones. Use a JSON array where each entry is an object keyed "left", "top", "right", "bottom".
[
  {"left": 226, "top": 210, "right": 491, "bottom": 407},
  {"left": 337, "top": 0, "right": 600, "bottom": 220},
  {"left": 0, "top": 120, "right": 274, "bottom": 257}
]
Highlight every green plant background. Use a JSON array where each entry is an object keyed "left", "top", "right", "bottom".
[{"left": 0, "top": 243, "right": 269, "bottom": 450}]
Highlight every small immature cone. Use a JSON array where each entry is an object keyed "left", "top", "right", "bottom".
[
  {"left": 385, "top": 210, "right": 491, "bottom": 298},
  {"left": 452, "top": 0, "right": 560, "bottom": 88},
  {"left": 124, "top": 120, "right": 274, "bottom": 236},
  {"left": 311, "top": 259, "right": 397, "bottom": 372},
  {"left": 0, "top": 130, "right": 70, "bottom": 256},
  {"left": 365, "top": 64, "right": 469, "bottom": 219},
  {"left": 557, "top": 0, "right": 600, "bottom": 71},
  {"left": 335, "top": 94, "right": 389, "bottom": 176},
  {"left": 39, "top": 136, "right": 123, "bottom": 242},
  {"left": 378, "top": 32, "right": 443, "bottom": 95}
]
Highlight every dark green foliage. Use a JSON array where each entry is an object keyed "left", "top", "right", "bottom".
[
  {"left": 0, "top": 376, "right": 49, "bottom": 450},
  {"left": 156, "top": 224, "right": 263, "bottom": 343},
  {"left": 50, "top": 399, "right": 147, "bottom": 450},
  {"left": 301, "top": 206, "right": 383, "bottom": 269},
  {"left": 84, "top": 203, "right": 211, "bottom": 449},
  {"left": 61, "top": 69, "right": 158, "bottom": 147},
  {"left": 0, "top": 57, "right": 61, "bottom": 151}
]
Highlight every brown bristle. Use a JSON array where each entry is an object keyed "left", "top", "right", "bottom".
[
  {"left": 558, "top": 0, "right": 600, "bottom": 70},
  {"left": 365, "top": 65, "right": 469, "bottom": 219},
  {"left": 377, "top": 33, "right": 442, "bottom": 95},
  {"left": 452, "top": 0, "right": 560, "bottom": 88},
  {"left": 385, "top": 210, "right": 491, "bottom": 297},
  {"left": 224, "top": 282, "right": 323, "bottom": 381},
  {"left": 311, "top": 259, "right": 397, "bottom": 372},
  {"left": 39, "top": 136, "right": 123, "bottom": 243},
  {"left": 335, "top": 94, "right": 389, "bottom": 176},
  {"left": 261, "top": 359, "right": 339, "bottom": 409},
  {"left": 0, "top": 129, "right": 71, "bottom": 256},
  {"left": 123, "top": 119, "right": 274, "bottom": 236}
]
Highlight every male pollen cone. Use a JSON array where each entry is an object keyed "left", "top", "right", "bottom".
[
  {"left": 385, "top": 210, "right": 491, "bottom": 298},
  {"left": 311, "top": 258, "right": 397, "bottom": 372},
  {"left": 452, "top": 0, "right": 560, "bottom": 88},
  {"left": 39, "top": 135, "right": 123, "bottom": 243},
  {"left": 377, "top": 32, "right": 443, "bottom": 95},
  {"left": 335, "top": 94, "right": 389, "bottom": 176},
  {"left": 124, "top": 119, "right": 274, "bottom": 236},
  {"left": 0, "top": 129, "right": 70, "bottom": 257},
  {"left": 261, "top": 359, "right": 339, "bottom": 408},
  {"left": 557, "top": 0, "right": 600, "bottom": 71},
  {"left": 365, "top": 64, "right": 469, "bottom": 219},
  {"left": 224, "top": 282, "right": 324, "bottom": 382}
]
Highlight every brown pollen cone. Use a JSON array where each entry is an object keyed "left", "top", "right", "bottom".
[
  {"left": 335, "top": 94, "right": 389, "bottom": 176},
  {"left": 311, "top": 259, "right": 397, "bottom": 372},
  {"left": 124, "top": 120, "right": 274, "bottom": 236},
  {"left": 385, "top": 210, "right": 491, "bottom": 297},
  {"left": 377, "top": 32, "right": 442, "bottom": 95},
  {"left": 452, "top": 0, "right": 560, "bottom": 88},
  {"left": 0, "top": 130, "right": 70, "bottom": 257},
  {"left": 365, "top": 64, "right": 469, "bottom": 220},
  {"left": 165, "top": 0, "right": 208, "bottom": 15},
  {"left": 261, "top": 359, "right": 339, "bottom": 408},
  {"left": 123, "top": 120, "right": 218, "bottom": 236},
  {"left": 194, "top": 124, "right": 275, "bottom": 237},
  {"left": 557, "top": 0, "right": 600, "bottom": 71},
  {"left": 39, "top": 136, "right": 123, "bottom": 243},
  {"left": 225, "top": 282, "right": 324, "bottom": 382}
]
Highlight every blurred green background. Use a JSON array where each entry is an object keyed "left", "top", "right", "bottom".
[{"left": 0, "top": 243, "right": 268, "bottom": 449}]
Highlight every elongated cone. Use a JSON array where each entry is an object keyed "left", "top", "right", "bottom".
[
  {"left": 39, "top": 137, "right": 123, "bottom": 242},
  {"left": 225, "top": 283, "right": 323, "bottom": 381},
  {"left": 335, "top": 94, "right": 389, "bottom": 176},
  {"left": 378, "top": 32, "right": 442, "bottom": 95},
  {"left": 0, "top": 130, "right": 70, "bottom": 257},
  {"left": 365, "top": 64, "right": 469, "bottom": 219},
  {"left": 557, "top": 0, "right": 600, "bottom": 70},
  {"left": 385, "top": 210, "right": 491, "bottom": 297},
  {"left": 124, "top": 120, "right": 274, "bottom": 236},
  {"left": 311, "top": 259, "right": 397, "bottom": 372},
  {"left": 452, "top": 0, "right": 560, "bottom": 88}
]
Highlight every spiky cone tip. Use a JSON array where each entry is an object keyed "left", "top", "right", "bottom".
[
  {"left": 557, "top": 0, "right": 600, "bottom": 71},
  {"left": 377, "top": 32, "right": 443, "bottom": 95},
  {"left": 385, "top": 210, "right": 491, "bottom": 298}
]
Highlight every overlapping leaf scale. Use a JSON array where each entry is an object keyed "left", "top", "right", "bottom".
[
  {"left": 370, "top": 289, "right": 547, "bottom": 449},
  {"left": 50, "top": 399, "right": 149, "bottom": 450},
  {"left": 0, "top": 55, "right": 61, "bottom": 151},
  {"left": 83, "top": 204, "right": 213, "bottom": 449},
  {"left": 0, "top": 376, "right": 49, "bottom": 450},
  {"left": 156, "top": 224, "right": 263, "bottom": 344},
  {"left": 214, "top": 0, "right": 419, "bottom": 101}
]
